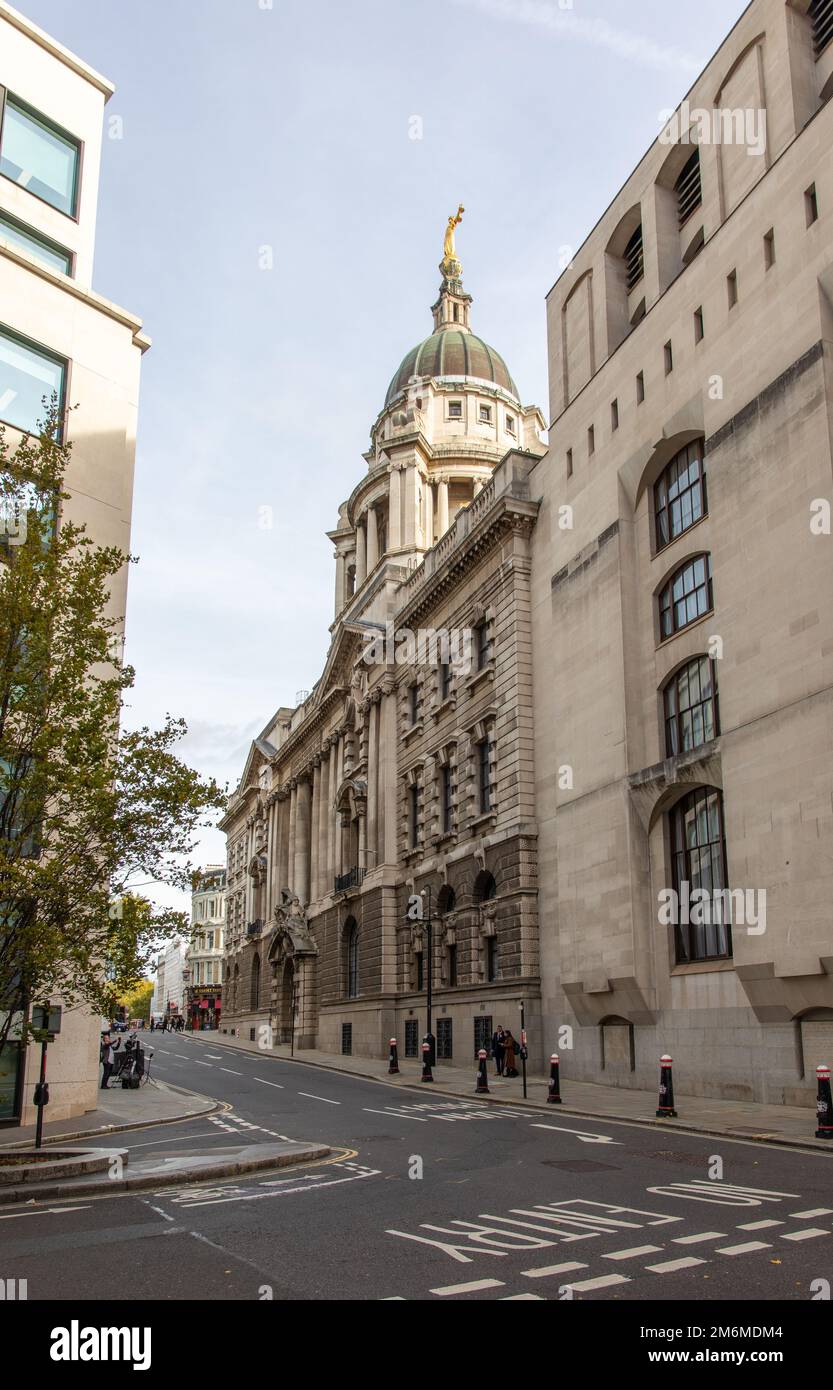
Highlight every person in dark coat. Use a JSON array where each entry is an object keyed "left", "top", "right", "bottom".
[
  {"left": 100, "top": 1033, "right": 120, "bottom": 1089},
  {"left": 503, "top": 1030, "right": 519, "bottom": 1077},
  {"left": 491, "top": 1025, "right": 506, "bottom": 1076}
]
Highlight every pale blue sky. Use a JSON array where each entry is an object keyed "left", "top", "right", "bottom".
[{"left": 21, "top": 0, "right": 750, "bottom": 899}]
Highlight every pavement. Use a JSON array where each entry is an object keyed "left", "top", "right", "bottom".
[
  {"left": 1, "top": 1032, "right": 831, "bottom": 1304},
  {"left": 0, "top": 1076, "right": 220, "bottom": 1150},
  {"left": 172, "top": 1028, "right": 832, "bottom": 1153}
]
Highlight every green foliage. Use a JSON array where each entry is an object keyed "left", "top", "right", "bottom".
[
  {"left": 118, "top": 977, "right": 154, "bottom": 1021},
  {"left": 0, "top": 411, "right": 226, "bottom": 1045}
]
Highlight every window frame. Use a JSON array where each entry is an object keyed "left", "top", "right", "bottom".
[
  {"left": 663, "top": 655, "right": 720, "bottom": 758},
  {"left": 0, "top": 210, "right": 74, "bottom": 276},
  {"left": 0, "top": 93, "right": 82, "bottom": 221},
  {"left": 658, "top": 553, "right": 714, "bottom": 641},
  {"left": 669, "top": 787, "right": 733, "bottom": 964},
  {"left": 0, "top": 322, "right": 68, "bottom": 440},
  {"left": 654, "top": 440, "right": 708, "bottom": 553},
  {"left": 478, "top": 736, "right": 492, "bottom": 815}
]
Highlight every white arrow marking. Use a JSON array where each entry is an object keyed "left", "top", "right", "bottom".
[{"left": 531, "top": 1123, "right": 623, "bottom": 1145}]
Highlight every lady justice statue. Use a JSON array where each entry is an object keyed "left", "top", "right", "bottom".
[{"left": 441, "top": 204, "right": 465, "bottom": 280}]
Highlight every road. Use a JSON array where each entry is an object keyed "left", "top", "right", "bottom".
[{"left": 2, "top": 1033, "right": 832, "bottom": 1303}]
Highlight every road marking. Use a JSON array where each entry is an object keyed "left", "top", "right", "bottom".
[
  {"left": 502, "top": 1293, "right": 545, "bottom": 1300},
  {"left": 780, "top": 1228, "right": 830, "bottom": 1241},
  {"left": 737, "top": 1219, "right": 783, "bottom": 1231},
  {"left": 715, "top": 1241, "right": 772, "bottom": 1255},
  {"left": 790, "top": 1208, "right": 833, "bottom": 1219},
  {"left": 298, "top": 1092, "right": 340, "bottom": 1105},
  {"left": 531, "top": 1124, "right": 622, "bottom": 1146},
  {"left": 430, "top": 1279, "right": 505, "bottom": 1297},
  {"left": 603, "top": 1245, "right": 664, "bottom": 1261},
  {"left": 193, "top": 1061, "right": 213, "bottom": 1067},
  {"left": 646, "top": 1256, "right": 707, "bottom": 1274},
  {"left": 363, "top": 1107, "right": 428, "bottom": 1122},
  {"left": 141, "top": 1202, "right": 175, "bottom": 1222},
  {"left": 522, "top": 1262, "right": 588, "bottom": 1279},
  {"left": 255, "top": 1078, "right": 284, "bottom": 1089},
  {"left": 174, "top": 1054, "right": 188, "bottom": 1059},
  {"left": 220, "top": 1068, "right": 242, "bottom": 1075},
  {"left": 672, "top": 1231, "right": 727, "bottom": 1244},
  {"left": 646, "top": 1181, "right": 799, "bottom": 1206},
  {"left": 565, "top": 1274, "right": 630, "bottom": 1292},
  {"left": 0, "top": 1205, "right": 91, "bottom": 1220},
  {"left": 205, "top": 1054, "right": 223, "bottom": 1059}
]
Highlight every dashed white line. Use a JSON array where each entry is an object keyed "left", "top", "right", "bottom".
[
  {"left": 298, "top": 1092, "right": 340, "bottom": 1105},
  {"left": 363, "top": 1107, "right": 427, "bottom": 1121},
  {"left": 502, "top": 1293, "right": 545, "bottom": 1300},
  {"left": 174, "top": 1054, "right": 188, "bottom": 1059},
  {"left": 672, "top": 1231, "right": 726, "bottom": 1245},
  {"left": 789, "top": 1208, "right": 833, "bottom": 1219},
  {"left": 780, "top": 1228, "right": 830, "bottom": 1241},
  {"left": 255, "top": 1078, "right": 284, "bottom": 1089},
  {"left": 193, "top": 1061, "right": 213, "bottom": 1067},
  {"left": 646, "top": 1256, "right": 707, "bottom": 1274},
  {"left": 565, "top": 1274, "right": 630, "bottom": 1293},
  {"left": 522, "top": 1262, "right": 588, "bottom": 1280},
  {"left": 220, "top": 1068, "right": 242, "bottom": 1075},
  {"left": 430, "top": 1279, "right": 505, "bottom": 1297},
  {"left": 603, "top": 1245, "right": 665, "bottom": 1262},
  {"left": 715, "top": 1241, "right": 772, "bottom": 1256},
  {"left": 738, "top": 1219, "right": 783, "bottom": 1231}
]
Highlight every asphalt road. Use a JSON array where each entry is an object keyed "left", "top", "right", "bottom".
[{"left": 2, "top": 1033, "right": 832, "bottom": 1303}]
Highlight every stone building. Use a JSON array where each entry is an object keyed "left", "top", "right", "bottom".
[
  {"left": 220, "top": 232, "right": 546, "bottom": 1062},
  {"left": 530, "top": 0, "right": 833, "bottom": 1103},
  {"left": 0, "top": 3, "right": 147, "bottom": 1125},
  {"left": 184, "top": 866, "right": 225, "bottom": 1030}
]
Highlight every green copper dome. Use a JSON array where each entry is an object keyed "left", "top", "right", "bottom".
[{"left": 385, "top": 329, "right": 518, "bottom": 407}]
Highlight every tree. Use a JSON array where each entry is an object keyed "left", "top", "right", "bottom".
[
  {"left": 0, "top": 410, "right": 226, "bottom": 1047},
  {"left": 118, "top": 978, "right": 154, "bottom": 1022}
]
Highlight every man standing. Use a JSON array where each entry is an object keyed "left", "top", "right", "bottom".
[
  {"left": 491, "top": 1025, "right": 506, "bottom": 1077},
  {"left": 99, "top": 1032, "right": 120, "bottom": 1090}
]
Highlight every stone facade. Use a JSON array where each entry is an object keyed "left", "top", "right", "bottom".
[
  {"left": 220, "top": 255, "right": 546, "bottom": 1064},
  {"left": 531, "top": 0, "right": 833, "bottom": 1104}
]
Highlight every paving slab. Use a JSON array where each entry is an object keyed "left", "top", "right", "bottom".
[{"left": 0, "top": 1079, "right": 221, "bottom": 1151}]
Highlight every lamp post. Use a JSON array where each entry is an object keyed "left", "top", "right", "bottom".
[{"left": 420, "top": 886, "right": 436, "bottom": 1070}]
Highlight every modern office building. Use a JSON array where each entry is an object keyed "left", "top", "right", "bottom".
[
  {"left": 0, "top": 2, "right": 148, "bottom": 1125},
  {"left": 184, "top": 867, "right": 225, "bottom": 1030},
  {"left": 530, "top": 0, "right": 833, "bottom": 1103}
]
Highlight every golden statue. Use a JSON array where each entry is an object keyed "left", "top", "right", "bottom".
[{"left": 443, "top": 205, "right": 465, "bottom": 262}]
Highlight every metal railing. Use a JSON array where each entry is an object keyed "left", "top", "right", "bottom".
[{"left": 334, "top": 867, "right": 364, "bottom": 894}]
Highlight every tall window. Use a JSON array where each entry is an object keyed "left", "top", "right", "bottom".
[
  {"left": 447, "top": 943, "right": 458, "bottom": 987},
  {"left": 347, "top": 921, "right": 359, "bottom": 998},
  {"left": 408, "top": 682, "right": 421, "bottom": 726},
  {"left": 674, "top": 149, "right": 702, "bottom": 227},
  {"left": 409, "top": 782, "right": 421, "bottom": 848},
  {"left": 659, "top": 555, "right": 713, "bottom": 639},
  {"left": 486, "top": 936, "right": 498, "bottom": 982},
  {"left": 0, "top": 98, "right": 80, "bottom": 216},
  {"left": 624, "top": 223, "right": 644, "bottom": 292},
  {"left": 0, "top": 327, "right": 66, "bottom": 436},
  {"left": 475, "top": 621, "right": 493, "bottom": 670},
  {"left": 438, "top": 661, "right": 452, "bottom": 702},
  {"left": 664, "top": 657, "right": 719, "bottom": 756},
  {"left": 250, "top": 953, "right": 261, "bottom": 1009},
  {"left": 478, "top": 737, "right": 492, "bottom": 814},
  {"left": 811, "top": 0, "right": 833, "bottom": 56},
  {"left": 655, "top": 441, "right": 707, "bottom": 550},
  {"left": 440, "top": 763, "right": 454, "bottom": 834},
  {"left": 670, "top": 788, "right": 732, "bottom": 962}
]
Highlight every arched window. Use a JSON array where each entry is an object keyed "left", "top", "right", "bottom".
[
  {"left": 664, "top": 657, "right": 719, "bottom": 756},
  {"left": 655, "top": 440, "right": 707, "bottom": 550},
  {"left": 250, "top": 953, "right": 260, "bottom": 1010},
  {"left": 624, "top": 223, "right": 644, "bottom": 293},
  {"left": 659, "top": 554, "right": 713, "bottom": 639},
  {"left": 669, "top": 787, "right": 732, "bottom": 963},
  {"left": 674, "top": 149, "right": 702, "bottom": 227},
  {"left": 437, "top": 884, "right": 456, "bottom": 915},
  {"left": 473, "top": 870, "right": 496, "bottom": 903},
  {"left": 346, "top": 919, "right": 359, "bottom": 998}
]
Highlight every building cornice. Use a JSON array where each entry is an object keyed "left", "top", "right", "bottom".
[
  {"left": 0, "top": 242, "right": 150, "bottom": 351},
  {"left": 0, "top": 2, "right": 115, "bottom": 99}
]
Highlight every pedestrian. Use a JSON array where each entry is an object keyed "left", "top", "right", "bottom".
[
  {"left": 503, "top": 1029, "right": 519, "bottom": 1077},
  {"left": 491, "top": 1025, "right": 506, "bottom": 1077},
  {"left": 100, "top": 1032, "right": 120, "bottom": 1089}
]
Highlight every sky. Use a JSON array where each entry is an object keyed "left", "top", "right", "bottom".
[{"left": 19, "top": 0, "right": 750, "bottom": 907}]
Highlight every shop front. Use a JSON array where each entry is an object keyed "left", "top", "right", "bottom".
[{"left": 187, "top": 988, "right": 221, "bottom": 1031}]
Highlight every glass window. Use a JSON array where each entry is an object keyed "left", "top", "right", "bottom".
[
  {"left": 408, "top": 682, "right": 421, "bottom": 726},
  {"left": 438, "top": 661, "right": 452, "bottom": 702},
  {"left": 0, "top": 213, "right": 72, "bottom": 275},
  {"left": 486, "top": 935, "right": 498, "bottom": 982},
  {"left": 655, "top": 441, "right": 707, "bottom": 550},
  {"left": 476, "top": 621, "right": 492, "bottom": 670},
  {"left": 479, "top": 404, "right": 491, "bottom": 423},
  {"left": 447, "top": 944, "right": 457, "bottom": 987},
  {"left": 441, "top": 763, "right": 454, "bottom": 834},
  {"left": 478, "top": 738, "right": 492, "bottom": 814},
  {"left": 505, "top": 414, "right": 516, "bottom": 434},
  {"left": 448, "top": 401, "right": 462, "bottom": 419},
  {"left": 347, "top": 924, "right": 359, "bottom": 998},
  {"left": 0, "top": 99, "right": 80, "bottom": 217},
  {"left": 670, "top": 787, "right": 732, "bottom": 962},
  {"left": 409, "top": 783, "right": 420, "bottom": 847},
  {"left": 664, "top": 657, "right": 719, "bottom": 757},
  {"left": 659, "top": 554, "right": 713, "bottom": 639},
  {"left": 0, "top": 327, "right": 66, "bottom": 436}
]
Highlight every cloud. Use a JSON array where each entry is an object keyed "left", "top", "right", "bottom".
[{"left": 451, "top": 0, "right": 703, "bottom": 74}]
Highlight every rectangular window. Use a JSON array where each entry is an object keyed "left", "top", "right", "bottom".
[
  {"left": 0, "top": 98, "right": 80, "bottom": 217},
  {"left": 408, "top": 682, "right": 421, "bottom": 726},
  {"left": 566, "top": 448, "right": 573, "bottom": 478},
  {"left": 409, "top": 782, "right": 420, "bottom": 848},
  {"left": 473, "top": 1015, "right": 493, "bottom": 1058},
  {"left": 441, "top": 763, "right": 454, "bottom": 834},
  {"left": 476, "top": 621, "right": 492, "bottom": 670},
  {"left": 438, "top": 661, "right": 452, "bottom": 703},
  {"left": 636, "top": 371, "right": 645, "bottom": 405},
  {"left": 437, "top": 1017, "right": 453, "bottom": 1059},
  {"left": 479, "top": 404, "right": 491, "bottom": 423},
  {"left": 664, "top": 341, "right": 673, "bottom": 375},
  {"left": 486, "top": 935, "right": 498, "bottom": 982},
  {"left": 611, "top": 399, "right": 619, "bottom": 431},
  {"left": 448, "top": 400, "right": 462, "bottom": 419},
  {"left": 404, "top": 1018, "right": 419, "bottom": 1057},
  {"left": 0, "top": 213, "right": 72, "bottom": 276},
  {"left": 727, "top": 269, "right": 738, "bottom": 308},
  {"left": 447, "top": 944, "right": 457, "bottom": 987},
  {"left": 505, "top": 413, "right": 516, "bottom": 435},
  {"left": 806, "top": 183, "right": 819, "bottom": 226},
  {"left": 694, "top": 306, "right": 704, "bottom": 343},
  {"left": 587, "top": 424, "right": 595, "bottom": 456},
  {"left": 478, "top": 738, "right": 492, "bottom": 814},
  {"left": 0, "top": 327, "right": 66, "bottom": 436},
  {"left": 341, "top": 1023, "right": 352, "bottom": 1056},
  {"left": 764, "top": 228, "right": 775, "bottom": 270}
]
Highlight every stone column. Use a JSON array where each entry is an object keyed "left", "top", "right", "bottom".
[
  {"left": 403, "top": 464, "right": 417, "bottom": 547},
  {"left": 424, "top": 479, "right": 434, "bottom": 548},
  {"left": 366, "top": 504, "right": 379, "bottom": 571},
  {"left": 388, "top": 466, "right": 401, "bottom": 549},
  {"left": 383, "top": 687, "right": 398, "bottom": 865},
  {"left": 287, "top": 785, "right": 297, "bottom": 896},
  {"left": 334, "top": 552, "right": 346, "bottom": 618},
  {"left": 294, "top": 777, "right": 311, "bottom": 905},
  {"left": 437, "top": 475, "right": 449, "bottom": 536},
  {"left": 366, "top": 700, "right": 378, "bottom": 871},
  {"left": 355, "top": 522, "right": 367, "bottom": 585},
  {"left": 318, "top": 747, "right": 330, "bottom": 899},
  {"left": 309, "top": 762, "right": 320, "bottom": 902},
  {"left": 326, "top": 741, "right": 337, "bottom": 889},
  {"left": 277, "top": 794, "right": 289, "bottom": 897}
]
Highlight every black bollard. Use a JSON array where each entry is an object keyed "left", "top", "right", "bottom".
[
  {"left": 815, "top": 1064, "right": 833, "bottom": 1139},
  {"left": 547, "top": 1053, "right": 562, "bottom": 1104},
  {"left": 388, "top": 1037, "right": 400, "bottom": 1075},
  {"left": 656, "top": 1053, "right": 678, "bottom": 1118},
  {"left": 421, "top": 1041, "right": 434, "bottom": 1083},
  {"left": 475, "top": 1048, "right": 490, "bottom": 1094}
]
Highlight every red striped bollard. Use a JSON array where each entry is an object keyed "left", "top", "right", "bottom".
[
  {"left": 547, "top": 1053, "right": 562, "bottom": 1104},
  {"left": 815, "top": 1064, "right": 833, "bottom": 1139},
  {"left": 656, "top": 1053, "right": 678, "bottom": 1118},
  {"left": 475, "top": 1049, "right": 490, "bottom": 1094},
  {"left": 421, "top": 1041, "right": 434, "bottom": 1083},
  {"left": 388, "top": 1038, "right": 399, "bottom": 1075}
]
